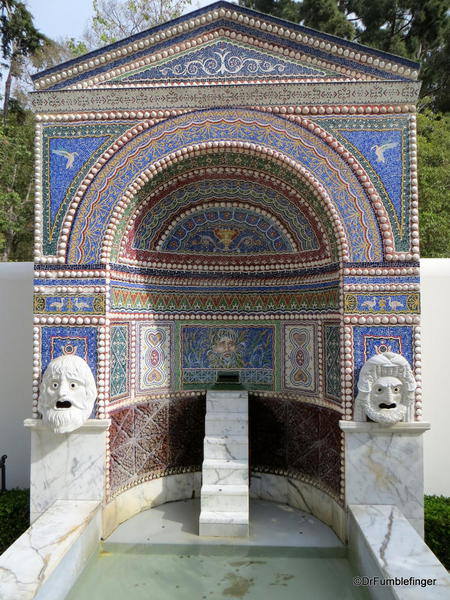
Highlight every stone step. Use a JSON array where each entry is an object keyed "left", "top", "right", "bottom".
[
  {"left": 202, "top": 458, "right": 248, "bottom": 486},
  {"left": 207, "top": 392, "right": 248, "bottom": 414},
  {"left": 205, "top": 413, "right": 248, "bottom": 436},
  {"left": 204, "top": 435, "right": 248, "bottom": 460},
  {"left": 201, "top": 484, "right": 249, "bottom": 512},
  {"left": 199, "top": 511, "right": 249, "bottom": 537}
]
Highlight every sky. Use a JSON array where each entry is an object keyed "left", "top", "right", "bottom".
[
  {"left": 26, "top": 0, "right": 94, "bottom": 42},
  {"left": 0, "top": 0, "right": 221, "bottom": 96},
  {"left": 25, "top": 0, "right": 218, "bottom": 43}
]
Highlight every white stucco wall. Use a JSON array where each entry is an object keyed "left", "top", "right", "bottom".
[
  {"left": 0, "top": 260, "right": 448, "bottom": 496},
  {"left": 420, "top": 259, "right": 450, "bottom": 497},
  {"left": 0, "top": 262, "right": 33, "bottom": 489}
]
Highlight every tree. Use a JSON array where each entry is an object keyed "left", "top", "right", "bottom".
[
  {"left": 416, "top": 107, "right": 450, "bottom": 257},
  {"left": 84, "top": 0, "right": 192, "bottom": 48},
  {"left": 240, "top": 0, "right": 450, "bottom": 110},
  {"left": 0, "top": 104, "right": 34, "bottom": 261},
  {"left": 299, "top": 0, "right": 354, "bottom": 39},
  {"left": 0, "top": 0, "right": 46, "bottom": 122}
]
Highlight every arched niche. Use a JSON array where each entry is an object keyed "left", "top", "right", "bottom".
[
  {"left": 98, "top": 131, "right": 348, "bottom": 533},
  {"left": 61, "top": 108, "right": 385, "bottom": 264}
]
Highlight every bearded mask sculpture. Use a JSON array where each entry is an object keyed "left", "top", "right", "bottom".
[
  {"left": 38, "top": 354, "right": 97, "bottom": 434},
  {"left": 355, "top": 352, "right": 416, "bottom": 425}
]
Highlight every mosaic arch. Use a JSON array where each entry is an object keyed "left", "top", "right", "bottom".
[
  {"left": 116, "top": 174, "right": 334, "bottom": 268},
  {"left": 32, "top": 1, "right": 421, "bottom": 516},
  {"left": 108, "top": 150, "right": 343, "bottom": 268},
  {"left": 64, "top": 108, "right": 384, "bottom": 265}
]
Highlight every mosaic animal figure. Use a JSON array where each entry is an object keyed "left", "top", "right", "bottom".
[
  {"left": 361, "top": 298, "right": 377, "bottom": 310},
  {"left": 387, "top": 297, "right": 404, "bottom": 310},
  {"left": 52, "top": 149, "right": 79, "bottom": 169},
  {"left": 371, "top": 142, "right": 398, "bottom": 163},
  {"left": 49, "top": 299, "right": 64, "bottom": 310},
  {"left": 73, "top": 299, "right": 90, "bottom": 311}
]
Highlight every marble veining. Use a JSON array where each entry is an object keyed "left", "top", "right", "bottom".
[
  {"left": 0, "top": 500, "right": 100, "bottom": 600},
  {"left": 349, "top": 504, "right": 450, "bottom": 599},
  {"left": 341, "top": 421, "right": 429, "bottom": 535},
  {"left": 25, "top": 419, "right": 110, "bottom": 522}
]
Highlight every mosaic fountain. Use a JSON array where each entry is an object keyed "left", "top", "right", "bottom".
[{"left": 1, "top": 2, "right": 449, "bottom": 598}]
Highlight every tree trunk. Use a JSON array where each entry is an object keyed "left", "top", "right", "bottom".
[
  {"left": 1, "top": 230, "right": 15, "bottom": 261},
  {"left": 2, "top": 63, "right": 13, "bottom": 125}
]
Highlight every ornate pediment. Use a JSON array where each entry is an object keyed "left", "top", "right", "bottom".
[
  {"left": 32, "top": 1, "right": 419, "bottom": 93},
  {"left": 106, "top": 39, "right": 344, "bottom": 84}
]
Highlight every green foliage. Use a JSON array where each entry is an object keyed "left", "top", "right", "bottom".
[
  {"left": 0, "top": 488, "right": 29, "bottom": 555},
  {"left": 424, "top": 495, "right": 450, "bottom": 569},
  {"left": 0, "top": 1, "right": 46, "bottom": 120},
  {"left": 240, "top": 0, "right": 450, "bottom": 110},
  {"left": 297, "top": 0, "right": 355, "bottom": 39},
  {"left": 87, "top": 0, "right": 192, "bottom": 48},
  {"left": 0, "top": 0, "right": 44, "bottom": 60},
  {"left": 67, "top": 38, "right": 89, "bottom": 57},
  {"left": 417, "top": 107, "right": 450, "bottom": 257},
  {"left": 0, "top": 105, "right": 34, "bottom": 261}
]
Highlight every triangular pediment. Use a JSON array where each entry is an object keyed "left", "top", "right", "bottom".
[
  {"left": 107, "top": 39, "right": 344, "bottom": 84},
  {"left": 32, "top": 1, "right": 419, "bottom": 92}
]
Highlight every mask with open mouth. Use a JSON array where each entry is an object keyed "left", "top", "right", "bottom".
[
  {"left": 38, "top": 354, "right": 97, "bottom": 434},
  {"left": 355, "top": 351, "right": 416, "bottom": 425}
]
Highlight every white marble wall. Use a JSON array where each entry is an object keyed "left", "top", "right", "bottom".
[
  {"left": 0, "top": 500, "right": 101, "bottom": 600},
  {"left": 340, "top": 421, "right": 430, "bottom": 536},
  {"left": 103, "top": 471, "right": 346, "bottom": 541},
  {"left": 348, "top": 504, "right": 450, "bottom": 600},
  {"left": 24, "top": 419, "right": 110, "bottom": 523},
  {"left": 103, "top": 472, "right": 202, "bottom": 538},
  {"left": 250, "top": 472, "right": 346, "bottom": 541}
]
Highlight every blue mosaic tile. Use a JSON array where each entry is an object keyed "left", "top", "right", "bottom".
[
  {"left": 34, "top": 279, "right": 107, "bottom": 286},
  {"left": 68, "top": 110, "right": 382, "bottom": 263},
  {"left": 49, "top": 136, "right": 109, "bottom": 225},
  {"left": 343, "top": 277, "right": 420, "bottom": 285},
  {"left": 41, "top": 326, "right": 98, "bottom": 377},
  {"left": 121, "top": 40, "right": 336, "bottom": 82},
  {"left": 353, "top": 326, "right": 414, "bottom": 389}
]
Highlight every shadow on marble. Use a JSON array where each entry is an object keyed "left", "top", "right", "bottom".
[{"left": 106, "top": 497, "right": 344, "bottom": 549}]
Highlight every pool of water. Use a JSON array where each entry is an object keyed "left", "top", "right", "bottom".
[{"left": 66, "top": 543, "right": 369, "bottom": 599}]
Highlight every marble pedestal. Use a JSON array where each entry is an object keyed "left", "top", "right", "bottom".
[
  {"left": 24, "top": 418, "right": 110, "bottom": 523},
  {"left": 340, "top": 421, "right": 430, "bottom": 536}
]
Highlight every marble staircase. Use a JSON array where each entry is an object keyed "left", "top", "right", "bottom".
[{"left": 199, "top": 390, "right": 249, "bottom": 537}]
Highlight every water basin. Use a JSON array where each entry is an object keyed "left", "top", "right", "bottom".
[
  {"left": 66, "top": 543, "right": 369, "bottom": 600},
  {"left": 66, "top": 499, "right": 368, "bottom": 599}
]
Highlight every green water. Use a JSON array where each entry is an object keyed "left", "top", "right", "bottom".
[{"left": 66, "top": 544, "right": 369, "bottom": 600}]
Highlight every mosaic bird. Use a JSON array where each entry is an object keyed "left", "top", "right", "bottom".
[
  {"left": 387, "top": 296, "right": 404, "bottom": 310},
  {"left": 361, "top": 298, "right": 377, "bottom": 310},
  {"left": 52, "top": 149, "right": 79, "bottom": 169},
  {"left": 371, "top": 142, "right": 398, "bottom": 163}
]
